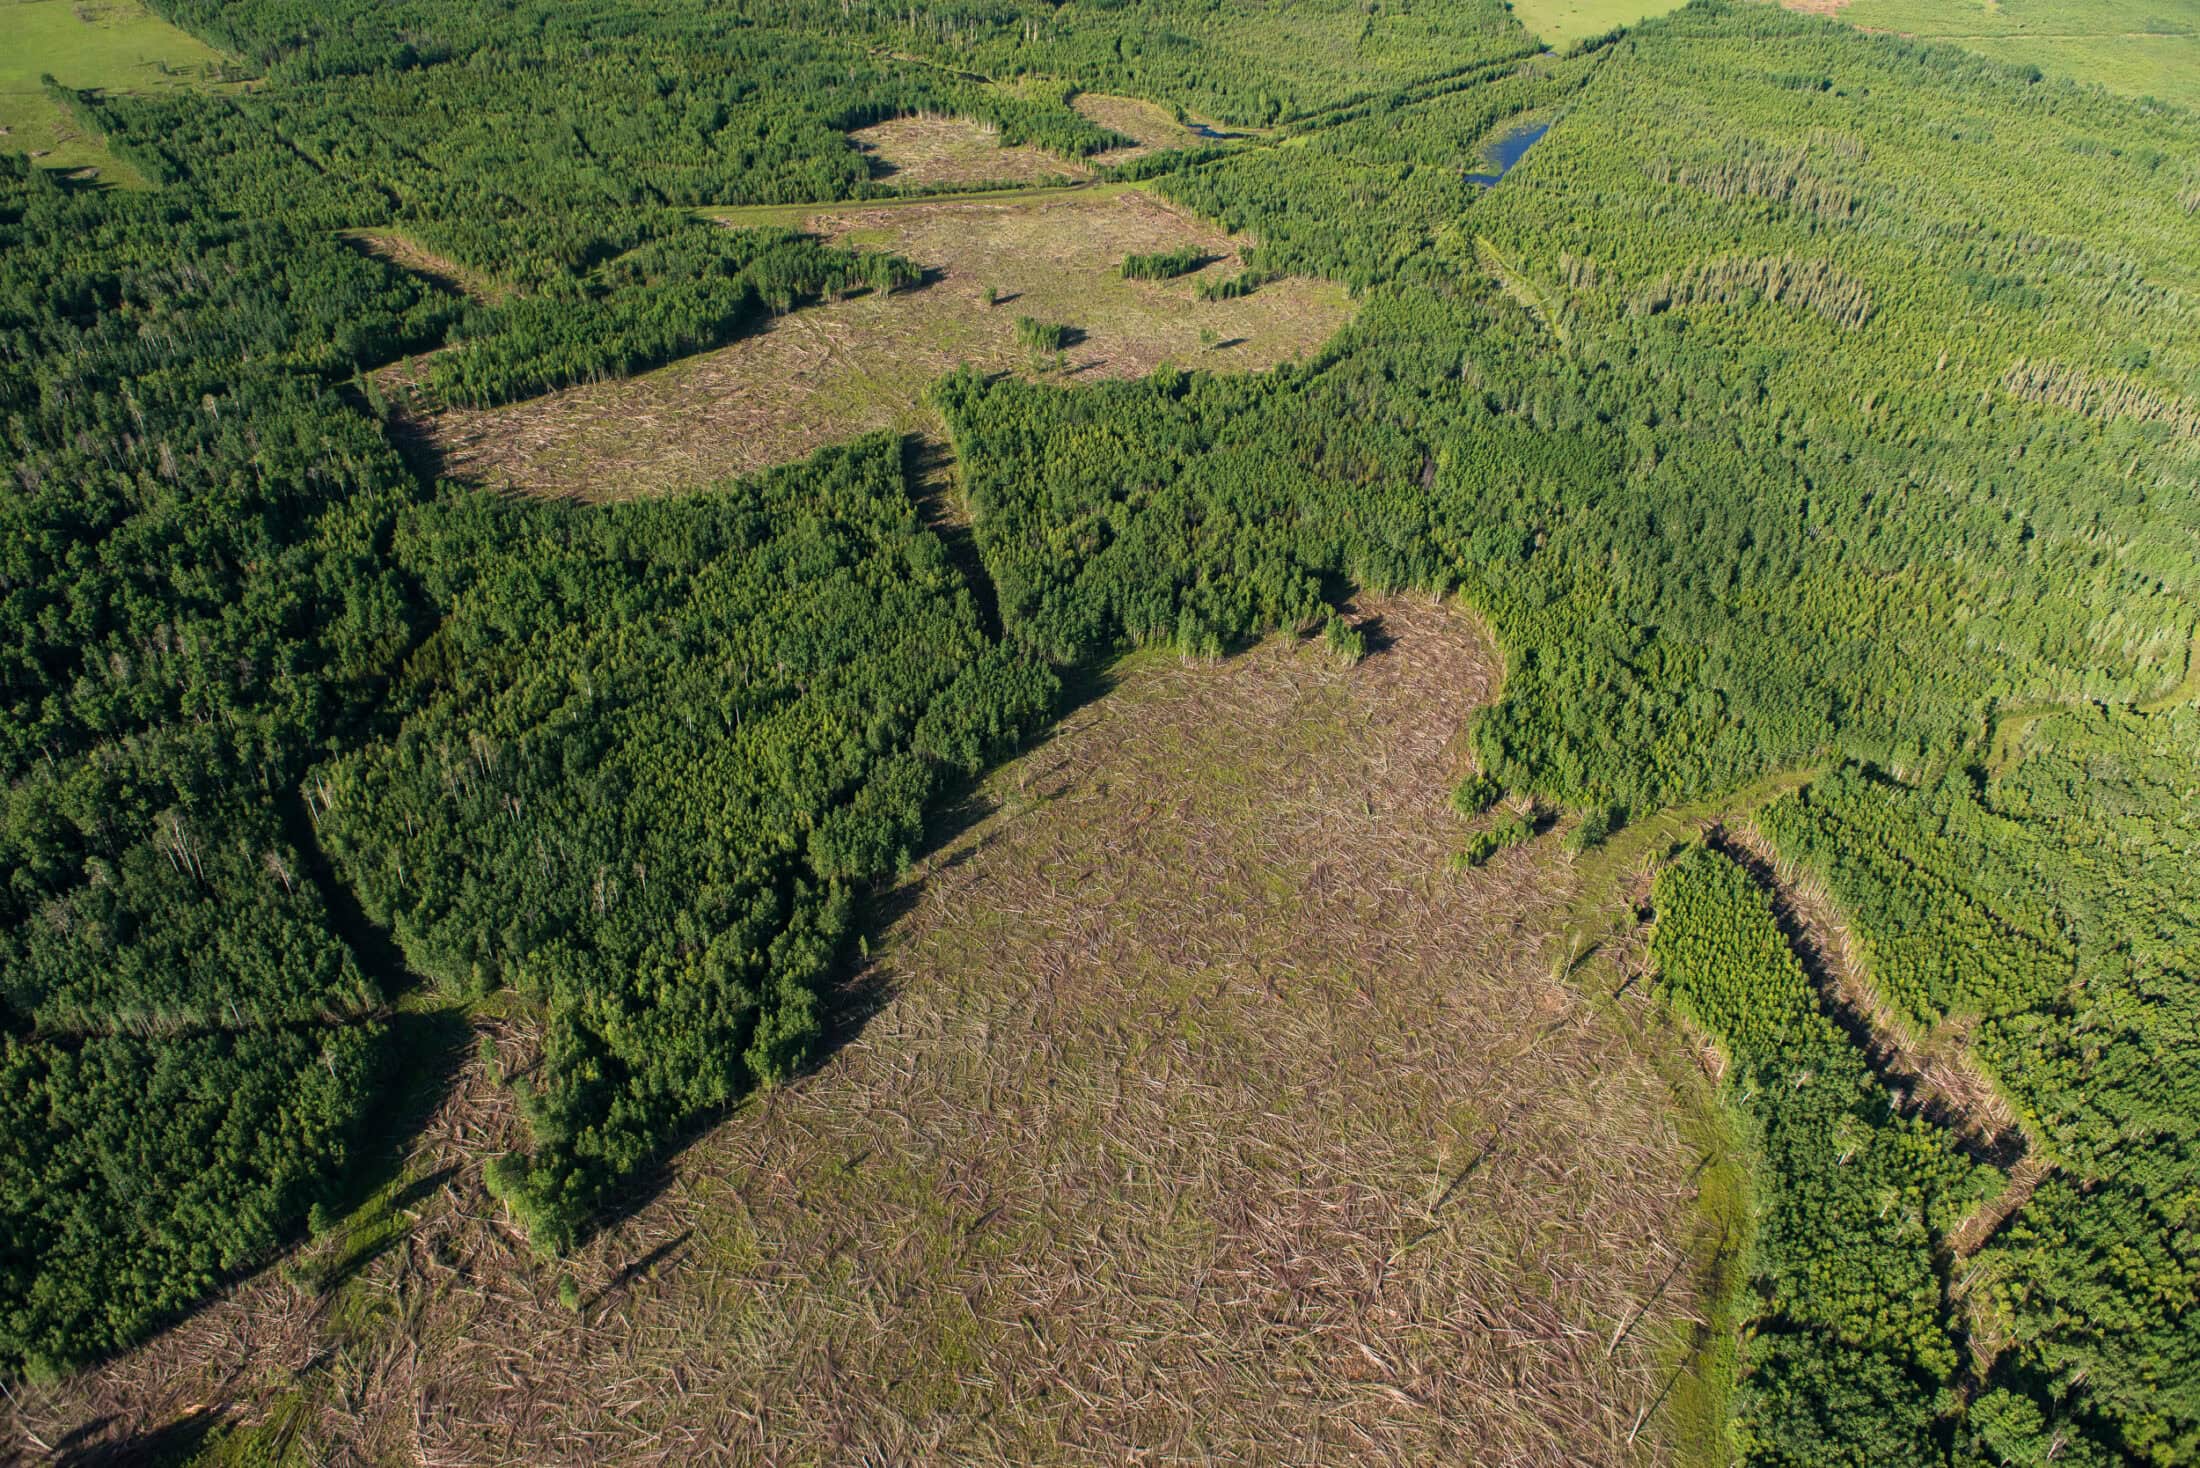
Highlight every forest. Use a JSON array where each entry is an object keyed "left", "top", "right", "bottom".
[
  {"left": 3, "top": 0, "right": 2197, "bottom": 1459},
  {"left": 1757, "top": 709, "right": 2200, "bottom": 1461},
  {"left": 1649, "top": 848, "right": 1985, "bottom": 1464},
  {"left": 313, "top": 437, "right": 1053, "bottom": 1247}
]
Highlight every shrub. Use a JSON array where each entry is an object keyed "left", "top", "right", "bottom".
[
  {"left": 1458, "top": 813, "right": 1533, "bottom": 868},
  {"left": 1015, "top": 316, "right": 1071, "bottom": 352},
  {"left": 1322, "top": 614, "right": 1367, "bottom": 663},
  {"left": 1563, "top": 804, "right": 1617, "bottom": 853},
  {"left": 1451, "top": 773, "right": 1503, "bottom": 818}
]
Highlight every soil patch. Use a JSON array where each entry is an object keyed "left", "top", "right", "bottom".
[
  {"left": 849, "top": 113, "right": 1086, "bottom": 188},
  {"left": 398, "top": 187, "right": 1351, "bottom": 500}
]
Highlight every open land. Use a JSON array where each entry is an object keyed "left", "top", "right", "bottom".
[
  {"left": 398, "top": 186, "right": 1353, "bottom": 500},
  {"left": 1074, "top": 91, "right": 1207, "bottom": 162},
  {"left": 1508, "top": 0, "right": 2197, "bottom": 104},
  {"left": 8, "top": 596, "right": 1728, "bottom": 1465},
  {"left": 1509, "top": 0, "right": 1693, "bottom": 48},
  {"left": 1779, "top": 0, "right": 2200, "bottom": 107},
  {"left": 848, "top": 113, "right": 1090, "bottom": 188},
  {"left": 0, "top": 0, "right": 229, "bottom": 183},
  {"left": 843, "top": 90, "right": 1231, "bottom": 186}
]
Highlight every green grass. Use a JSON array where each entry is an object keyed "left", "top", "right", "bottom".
[
  {"left": 0, "top": 0, "right": 231, "bottom": 183},
  {"left": 1508, "top": 0, "right": 1693, "bottom": 49},
  {"left": 1803, "top": 0, "right": 2200, "bottom": 110},
  {"left": 1511, "top": 0, "right": 2200, "bottom": 96},
  {"left": 1654, "top": 1070, "right": 1748, "bottom": 1468},
  {"left": 1545, "top": 764, "right": 1816, "bottom": 1466}
]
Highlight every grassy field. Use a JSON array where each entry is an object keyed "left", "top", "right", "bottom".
[
  {"left": 1509, "top": 0, "right": 2198, "bottom": 101},
  {"left": 843, "top": 90, "right": 1247, "bottom": 188},
  {"left": 402, "top": 186, "right": 1353, "bottom": 499},
  {"left": 1508, "top": 0, "right": 1694, "bottom": 48},
  {"left": 0, "top": 0, "right": 230, "bottom": 183},
  {"left": 7, "top": 596, "right": 1732, "bottom": 1464},
  {"left": 1782, "top": 0, "right": 2200, "bottom": 108}
]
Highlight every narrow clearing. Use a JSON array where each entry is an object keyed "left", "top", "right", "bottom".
[
  {"left": 1718, "top": 825, "right": 2026, "bottom": 1168},
  {"left": 848, "top": 114, "right": 1087, "bottom": 187},
  {"left": 14, "top": 597, "right": 1715, "bottom": 1465},
  {"left": 341, "top": 230, "right": 505, "bottom": 304},
  {"left": 397, "top": 187, "right": 1351, "bottom": 500}
]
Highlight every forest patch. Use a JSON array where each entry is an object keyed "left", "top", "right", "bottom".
[{"left": 397, "top": 186, "right": 1352, "bottom": 499}]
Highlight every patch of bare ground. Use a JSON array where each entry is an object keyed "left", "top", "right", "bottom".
[
  {"left": 398, "top": 187, "right": 1353, "bottom": 500},
  {"left": 849, "top": 113, "right": 1088, "bottom": 188},
  {"left": 11, "top": 597, "right": 1718, "bottom": 1466},
  {"left": 1072, "top": 92, "right": 1201, "bottom": 165},
  {"left": 1777, "top": 0, "right": 1852, "bottom": 17}
]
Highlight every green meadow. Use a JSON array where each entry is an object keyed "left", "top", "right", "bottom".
[
  {"left": 1832, "top": 0, "right": 2200, "bottom": 108},
  {"left": 1, "top": 0, "right": 229, "bottom": 182},
  {"left": 1508, "top": 0, "right": 1692, "bottom": 48}
]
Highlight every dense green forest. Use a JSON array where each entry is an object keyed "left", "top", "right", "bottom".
[
  {"left": 944, "top": 16, "right": 2200, "bottom": 814},
  {"left": 1643, "top": 697, "right": 2200, "bottom": 1463},
  {"left": 1650, "top": 848, "right": 1986, "bottom": 1465},
  {"left": 314, "top": 438, "right": 1052, "bottom": 1247},
  {"left": 0, "top": 155, "right": 443, "bottom": 1375},
  {"left": 4, "top": 0, "right": 2198, "bottom": 1458},
  {"left": 1759, "top": 708, "right": 2200, "bottom": 1462}
]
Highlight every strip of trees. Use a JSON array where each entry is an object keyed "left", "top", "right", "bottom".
[{"left": 1650, "top": 847, "right": 1983, "bottom": 1465}]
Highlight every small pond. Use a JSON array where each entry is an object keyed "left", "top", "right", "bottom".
[{"left": 1466, "top": 120, "right": 1549, "bottom": 185}]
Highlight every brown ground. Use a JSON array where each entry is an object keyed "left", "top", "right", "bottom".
[
  {"left": 9, "top": 597, "right": 1718, "bottom": 1466},
  {"left": 400, "top": 187, "right": 1352, "bottom": 501},
  {"left": 1073, "top": 92, "right": 1203, "bottom": 165},
  {"left": 848, "top": 113, "right": 1087, "bottom": 188}
]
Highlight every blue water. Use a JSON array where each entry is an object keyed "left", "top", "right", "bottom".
[{"left": 1466, "top": 120, "right": 1549, "bottom": 186}]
